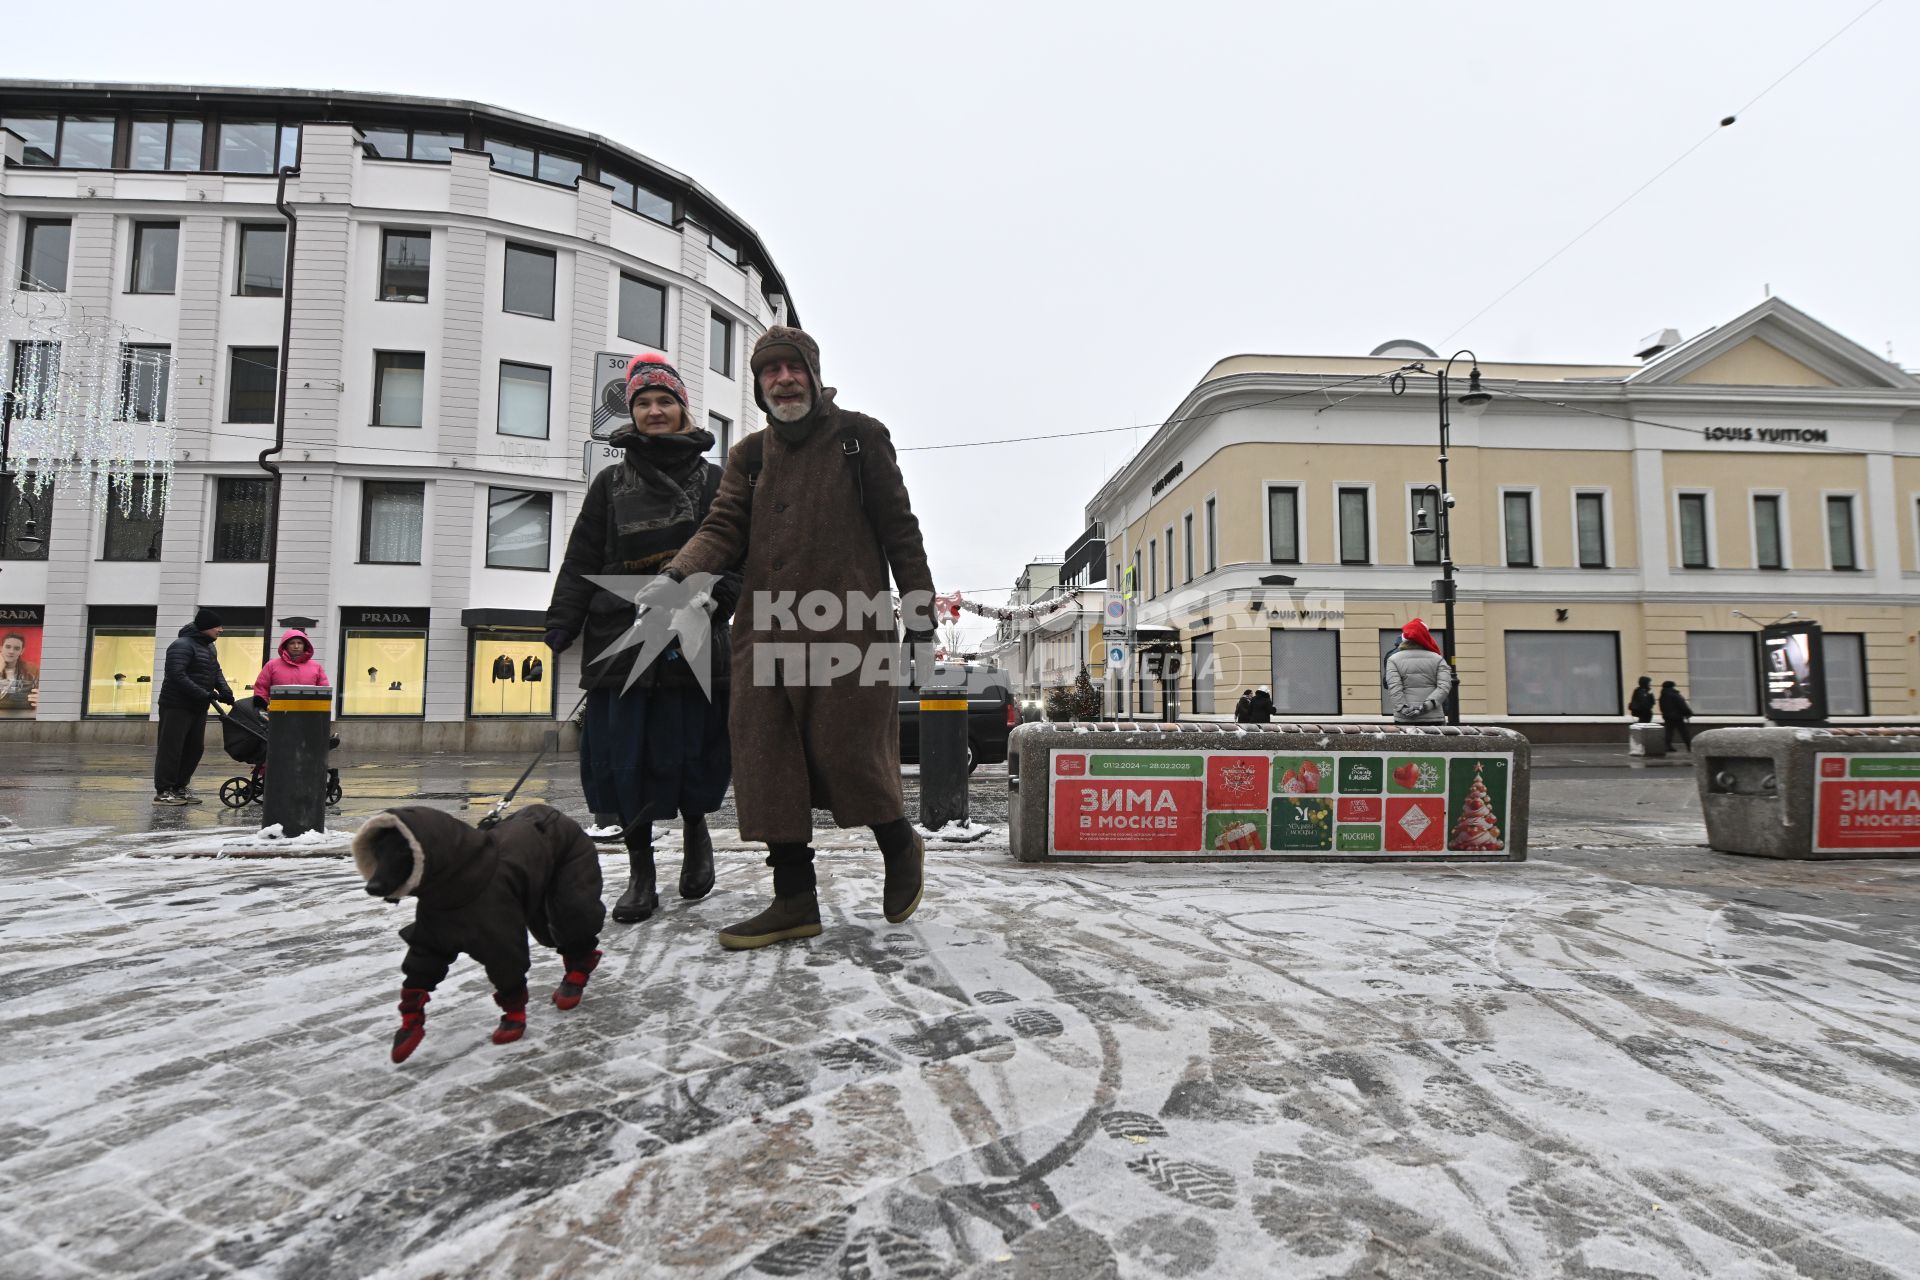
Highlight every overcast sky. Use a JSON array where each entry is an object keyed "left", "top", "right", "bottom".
[{"left": 18, "top": 0, "right": 1918, "bottom": 635}]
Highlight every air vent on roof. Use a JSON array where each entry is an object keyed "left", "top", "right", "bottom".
[{"left": 1635, "top": 328, "right": 1682, "bottom": 361}]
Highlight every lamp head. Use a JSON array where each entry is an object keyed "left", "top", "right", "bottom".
[
  {"left": 1413, "top": 508, "right": 1432, "bottom": 534},
  {"left": 1457, "top": 367, "right": 1492, "bottom": 407},
  {"left": 14, "top": 518, "right": 41, "bottom": 557}
]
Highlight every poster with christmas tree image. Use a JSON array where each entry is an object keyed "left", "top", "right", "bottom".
[{"left": 1447, "top": 757, "right": 1509, "bottom": 852}]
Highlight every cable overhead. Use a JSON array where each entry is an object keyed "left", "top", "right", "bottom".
[{"left": 1439, "top": 0, "right": 1888, "bottom": 347}]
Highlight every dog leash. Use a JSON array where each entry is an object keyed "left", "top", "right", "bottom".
[{"left": 479, "top": 687, "right": 592, "bottom": 830}]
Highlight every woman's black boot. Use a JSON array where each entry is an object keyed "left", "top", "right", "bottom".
[
  {"left": 612, "top": 826, "right": 659, "bottom": 923},
  {"left": 679, "top": 812, "right": 715, "bottom": 900}
]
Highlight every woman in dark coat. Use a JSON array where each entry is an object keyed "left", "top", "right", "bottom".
[
  {"left": 545, "top": 355, "right": 738, "bottom": 924},
  {"left": 1658, "top": 680, "right": 1694, "bottom": 751},
  {"left": 1628, "top": 676, "right": 1655, "bottom": 723}
]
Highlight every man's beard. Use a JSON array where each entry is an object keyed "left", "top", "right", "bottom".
[{"left": 768, "top": 393, "right": 813, "bottom": 423}]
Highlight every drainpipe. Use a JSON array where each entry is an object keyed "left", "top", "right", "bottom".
[{"left": 261, "top": 165, "right": 299, "bottom": 667}]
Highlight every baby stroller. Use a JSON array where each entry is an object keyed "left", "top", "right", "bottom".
[{"left": 216, "top": 697, "right": 343, "bottom": 810}]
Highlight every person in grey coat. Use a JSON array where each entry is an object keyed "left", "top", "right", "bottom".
[{"left": 1385, "top": 618, "right": 1454, "bottom": 724}]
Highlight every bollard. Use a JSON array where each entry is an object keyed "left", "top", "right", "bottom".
[
  {"left": 263, "top": 683, "right": 332, "bottom": 838},
  {"left": 919, "top": 662, "right": 970, "bottom": 832}
]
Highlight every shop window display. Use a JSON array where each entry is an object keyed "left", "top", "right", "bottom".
[
  {"left": 211, "top": 630, "right": 266, "bottom": 709},
  {"left": 469, "top": 629, "right": 554, "bottom": 717},
  {"left": 340, "top": 627, "right": 427, "bottom": 717},
  {"left": 0, "top": 610, "right": 44, "bottom": 719},
  {"left": 85, "top": 626, "right": 157, "bottom": 717}
]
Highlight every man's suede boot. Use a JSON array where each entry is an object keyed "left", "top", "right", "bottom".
[
  {"left": 878, "top": 823, "right": 925, "bottom": 924},
  {"left": 717, "top": 891, "right": 822, "bottom": 951}
]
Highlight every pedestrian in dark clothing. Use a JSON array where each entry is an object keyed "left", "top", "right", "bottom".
[
  {"left": 1233, "top": 689, "right": 1253, "bottom": 722},
  {"left": 153, "top": 607, "right": 234, "bottom": 805},
  {"left": 1659, "top": 680, "right": 1694, "bottom": 750},
  {"left": 1243, "top": 686, "right": 1275, "bottom": 724},
  {"left": 1628, "top": 677, "right": 1655, "bottom": 723},
  {"left": 663, "top": 326, "right": 938, "bottom": 952},
  {"left": 545, "top": 354, "right": 739, "bottom": 926},
  {"left": 354, "top": 804, "right": 606, "bottom": 1063}
]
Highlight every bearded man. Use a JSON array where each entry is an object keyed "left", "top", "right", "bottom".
[{"left": 662, "top": 326, "right": 938, "bottom": 950}]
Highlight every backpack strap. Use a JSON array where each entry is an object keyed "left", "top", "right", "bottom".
[{"left": 741, "top": 425, "right": 869, "bottom": 525}]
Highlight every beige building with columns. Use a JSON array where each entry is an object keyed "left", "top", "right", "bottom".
[{"left": 1072, "top": 298, "right": 1920, "bottom": 732}]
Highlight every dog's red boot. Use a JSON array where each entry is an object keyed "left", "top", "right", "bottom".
[
  {"left": 492, "top": 987, "right": 528, "bottom": 1045},
  {"left": 552, "top": 949, "right": 602, "bottom": 1011},
  {"left": 392, "top": 987, "right": 430, "bottom": 1063}
]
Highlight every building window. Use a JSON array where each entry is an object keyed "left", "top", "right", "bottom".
[
  {"left": 498, "top": 362, "right": 552, "bottom": 439},
  {"left": 20, "top": 220, "right": 71, "bottom": 292},
  {"left": 536, "top": 152, "right": 583, "bottom": 187},
  {"left": 361, "top": 125, "right": 462, "bottom": 162},
  {"left": 485, "top": 137, "right": 536, "bottom": 178},
  {"left": 1205, "top": 497, "right": 1217, "bottom": 572},
  {"left": 1575, "top": 492, "right": 1607, "bottom": 568},
  {"left": 1411, "top": 490, "right": 1440, "bottom": 565},
  {"left": 1270, "top": 629, "right": 1341, "bottom": 715},
  {"left": 1267, "top": 485, "right": 1300, "bottom": 563},
  {"left": 1131, "top": 550, "right": 1141, "bottom": 600},
  {"left": 1503, "top": 491, "right": 1534, "bottom": 567},
  {"left": 1504, "top": 631, "right": 1620, "bottom": 715},
  {"left": 373, "top": 352, "right": 426, "bottom": 427},
  {"left": 1753, "top": 494, "right": 1784, "bottom": 570},
  {"left": 601, "top": 171, "right": 675, "bottom": 223},
  {"left": 237, "top": 224, "right": 287, "bottom": 296},
  {"left": 120, "top": 345, "right": 170, "bottom": 422},
  {"left": 0, "top": 609, "right": 43, "bottom": 720},
  {"left": 1825, "top": 632, "right": 1868, "bottom": 716},
  {"left": 1338, "top": 487, "right": 1370, "bottom": 564},
  {"left": 128, "top": 222, "right": 180, "bottom": 294},
  {"left": 707, "top": 413, "right": 732, "bottom": 466},
  {"left": 1685, "top": 632, "right": 1759, "bottom": 715},
  {"left": 2, "top": 478, "right": 51, "bottom": 561},
  {"left": 1183, "top": 513, "right": 1194, "bottom": 583},
  {"left": 211, "top": 477, "right": 274, "bottom": 561},
  {"left": 378, "top": 230, "right": 430, "bottom": 302},
  {"left": 1677, "top": 493, "right": 1710, "bottom": 569},
  {"left": 340, "top": 621, "right": 427, "bottom": 717},
  {"left": 210, "top": 628, "right": 267, "bottom": 707},
  {"left": 128, "top": 117, "right": 204, "bottom": 171},
  {"left": 1164, "top": 530, "right": 1174, "bottom": 591},
  {"left": 1191, "top": 634, "right": 1215, "bottom": 714},
  {"left": 5, "top": 114, "right": 114, "bottom": 168},
  {"left": 710, "top": 231, "right": 742, "bottom": 266},
  {"left": 360, "top": 481, "right": 426, "bottom": 564},
  {"left": 9, "top": 341, "right": 61, "bottom": 418},
  {"left": 217, "top": 121, "right": 297, "bottom": 173},
  {"left": 84, "top": 620, "right": 158, "bottom": 718},
  {"left": 470, "top": 629, "right": 555, "bottom": 717},
  {"left": 1148, "top": 539, "right": 1157, "bottom": 599},
  {"left": 227, "top": 348, "right": 279, "bottom": 423},
  {"left": 710, "top": 313, "right": 734, "bottom": 377},
  {"left": 1377, "top": 627, "right": 1448, "bottom": 716},
  {"left": 503, "top": 244, "right": 557, "bottom": 319},
  {"left": 1827, "top": 495, "right": 1858, "bottom": 570},
  {"left": 618, "top": 274, "right": 667, "bottom": 349},
  {"left": 102, "top": 476, "right": 166, "bottom": 562},
  {"left": 485, "top": 488, "right": 552, "bottom": 570},
  {"left": 1136, "top": 653, "right": 1158, "bottom": 716}
]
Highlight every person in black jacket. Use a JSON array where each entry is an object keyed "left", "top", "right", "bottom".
[
  {"left": 544, "top": 355, "right": 739, "bottom": 925},
  {"left": 153, "top": 607, "right": 235, "bottom": 805},
  {"left": 354, "top": 804, "right": 606, "bottom": 1062},
  {"left": 1244, "top": 686, "right": 1275, "bottom": 724},
  {"left": 1233, "top": 689, "right": 1253, "bottom": 722},
  {"left": 1628, "top": 676, "right": 1655, "bottom": 723},
  {"left": 1659, "top": 680, "right": 1695, "bottom": 751}
]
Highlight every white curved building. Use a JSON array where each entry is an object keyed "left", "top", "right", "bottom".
[{"left": 0, "top": 81, "right": 794, "bottom": 746}]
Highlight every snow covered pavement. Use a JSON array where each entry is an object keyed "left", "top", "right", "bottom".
[{"left": 3, "top": 809, "right": 1920, "bottom": 1278}]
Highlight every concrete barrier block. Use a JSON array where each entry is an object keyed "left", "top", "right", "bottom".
[
  {"left": 1628, "top": 723, "right": 1667, "bottom": 757},
  {"left": 1008, "top": 721, "right": 1528, "bottom": 864},
  {"left": 1695, "top": 726, "right": 1920, "bottom": 859}
]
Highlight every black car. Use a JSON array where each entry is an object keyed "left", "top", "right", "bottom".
[{"left": 899, "top": 662, "right": 1019, "bottom": 774}]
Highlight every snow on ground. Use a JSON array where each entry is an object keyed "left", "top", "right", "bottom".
[{"left": 3, "top": 822, "right": 1919, "bottom": 1278}]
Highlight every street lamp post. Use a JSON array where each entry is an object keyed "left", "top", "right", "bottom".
[{"left": 1404, "top": 351, "right": 1489, "bottom": 726}]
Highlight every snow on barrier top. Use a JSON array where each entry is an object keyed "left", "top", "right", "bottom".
[
  {"left": 1006, "top": 721, "right": 1529, "bottom": 864},
  {"left": 1694, "top": 725, "right": 1920, "bottom": 860}
]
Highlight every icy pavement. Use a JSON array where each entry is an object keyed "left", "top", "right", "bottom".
[{"left": 4, "top": 754, "right": 1920, "bottom": 1277}]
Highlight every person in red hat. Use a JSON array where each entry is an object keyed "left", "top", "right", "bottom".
[
  {"left": 543, "top": 353, "right": 739, "bottom": 924},
  {"left": 1385, "top": 617, "right": 1454, "bottom": 723}
]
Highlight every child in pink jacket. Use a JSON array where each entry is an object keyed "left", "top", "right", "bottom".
[{"left": 253, "top": 628, "right": 331, "bottom": 706}]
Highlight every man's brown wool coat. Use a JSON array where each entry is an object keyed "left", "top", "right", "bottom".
[{"left": 668, "top": 366, "right": 935, "bottom": 843}]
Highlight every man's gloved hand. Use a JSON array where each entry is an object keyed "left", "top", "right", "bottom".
[
  {"left": 632, "top": 572, "right": 681, "bottom": 614},
  {"left": 543, "top": 628, "right": 574, "bottom": 655},
  {"left": 1397, "top": 704, "right": 1418, "bottom": 718}
]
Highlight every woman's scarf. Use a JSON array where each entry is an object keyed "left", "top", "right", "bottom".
[{"left": 606, "top": 428, "right": 716, "bottom": 573}]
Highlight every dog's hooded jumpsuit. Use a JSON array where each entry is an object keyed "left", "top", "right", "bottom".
[{"left": 351, "top": 805, "right": 605, "bottom": 995}]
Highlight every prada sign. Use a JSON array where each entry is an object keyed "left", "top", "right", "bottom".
[{"left": 340, "top": 607, "right": 429, "bottom": 628}]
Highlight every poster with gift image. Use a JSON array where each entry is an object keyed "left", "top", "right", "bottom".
[
  {"left": 1447, "top": 757, "right": 1509, "bottom": 852},
  {"left": 0, "top": 607, "right": 43, "bottom": 719},
  {"left": 1203, "top": 811, "right": 1268, "bottom": 852}
]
